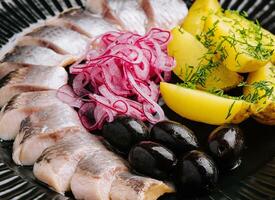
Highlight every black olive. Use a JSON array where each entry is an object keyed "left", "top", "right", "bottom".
[
  {"left": 102, "top": 116, "right": 149, "bottom": 153},
  {"left": 150, "top": 120, "right": 199, "bottom": 154},
  {"left": 175, "top": 150, "right": 218, "bottom": 196},
  {"left": 208, "top": 124, "right": 244, "bottom": 170},
  {"left": 128, "top": 141, "right": 177, "bottom": 179}
]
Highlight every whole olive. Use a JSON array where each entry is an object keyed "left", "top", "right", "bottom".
[
  {"left": 208, "top": 124, "right": 244, "bottom": 170},
  {"left": 128, "top": 141, "right": 177, "bottom": 179},
  {"left": 150, "top": 120, "right": 199, "bottom": 154},
  {"left": 175, "top": 150, "right": 218, "bottom": 196},
  {"left": 102, "top": 116, "right": 149, "bottom": 153}
]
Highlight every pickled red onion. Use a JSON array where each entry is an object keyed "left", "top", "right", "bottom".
[{"left": 58, "top": 28, "right": 174, "bottom": 131}]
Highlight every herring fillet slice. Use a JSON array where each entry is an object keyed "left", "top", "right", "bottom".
[
  {"left": 33, "top": 131, "right": 101, "bottom": 194},
  {"left": 85, "top": 0, "right": 123, "bottom": 27},
  {"left": 23, "top": 26, "right": 89, "bottom": 55},
  {"left": 53, "top": 8, "right": 118, "bottom": 38},
  {"left": 1, "top": 45, "right": 76, "bottom": 66},
  {"left": 70, "top": 150, "right": 128, "bottom": 200},
  {"left": 0, "top": 62, "right": 42, "bottom": 80},
  {"left": 12, "top": 103, "right": 83, "bottom": 166},
  {"left": 0, "top": 66, "right": 67, "bottom": 107},
  {"left": 110, "top": 172, "right": 174, "bottom": 200},
  {"left": 145, "top": 0, "right": 188, "bottom": 30},
  {"left": 0, "top": 91, "right": 61, "bottom": 140},
  {"left": 107, "top": 0, "right": 148, "bottom": 35}
]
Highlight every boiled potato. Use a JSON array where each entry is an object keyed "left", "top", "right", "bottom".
[
  {"left": 168, "top": 26, "right": 243, "bottom": 90},
  {"left": 181, "top": 0, "right": 221, "bottom": 36},
  {"left": 160, "top": 82, "right": 251, "bottom": 125},
  {"left": 272, "top": 53, "right": 275, "bottom": 65},
  {"left": 244, "top": 62, "right": 275, "bottom": 125},
  {"left": 204, "top": 15, "right": 272, "bottom": 73},
  {"left": 224, "top": 10, "right": 275, "bottom": 64}
]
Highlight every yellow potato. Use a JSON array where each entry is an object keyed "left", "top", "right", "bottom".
[
  {"left": 204, "top": 15, "right": 271, "bottom": 73},
  {"left": 272, "top": 53, "right": 275, "bottom": 65},
  {"left": 181, "top": 0, "right": 221, "bottom": 36},
  {"left": 160, "top": 82, "right": 251, "bottom": 125},
  {"left": 224, "top": 10, "right": 275, "bottom": 64},
  {"left": 244, "top": 63, "right": 275, "bottom": 125},
  {"left": 168, "top": 26, "right": 243, "bottom": 90}
]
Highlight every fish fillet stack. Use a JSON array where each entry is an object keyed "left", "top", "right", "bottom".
[{"left": 0, "top": 0, "right": 188, "bottom": 199}]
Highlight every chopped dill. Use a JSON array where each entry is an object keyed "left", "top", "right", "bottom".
[
  {"left": 225, "top": 101, "right": 236, "bottom": 120},
  {"left": 243, "top": 81, "right": 274, "bottom": 103},
  {"left": 181, "top": 10, "right": 274, "bottom": 91},
  {"left": 198, "top": 10, "right": 274, "bottom": 64}
]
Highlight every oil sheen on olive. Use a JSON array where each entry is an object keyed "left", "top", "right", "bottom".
[
  {"left": 208, "top": 124, "right": 244, "bottom": 170},
  {"left": 102, "top": 116, "right": 149, "bottom": 153},
  {"left": 150, "top": 120, "right": 199, "bottom": 154},
  {"left": 175, "top": 150, "right": 218, "bottom": 196},
  {"left": 128, "top": 141, "right": 177, "bottom": 179}
]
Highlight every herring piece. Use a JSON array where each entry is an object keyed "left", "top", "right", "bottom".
[
  {"left": 55, "top": 8, "right": 118, "bottom": 38},
  {"left": 70, "top": 150, "right": 128, "bottom": 200},
  {"left": 85, "top": 0, "right": 123, "bottom": 27},
  {"left": 146, "top": 0, "right": 188, "bottom": 30},
  {"left": 0, "top": 66, "right": 67, "bottom": 107},
  {"left": 107, "top": 0, "right": 148, "bottom": 34},
  {"left": 0, "top": 91, "right": 60, "bottom": 140},
  {"left": 0, "top": 63, "right": 39, "bottom": 80},
  {"left": 12, "top": 103, "right": 83, "bottom": 166},
  {"left": 34, "top": 132, "right": 101, "bottom": 194},
  {"left": 1, "top": 45, "right": 75, "bottom": 66},
  {"left": 85, "top": 0, "right": 108, "bottom": 15},
  {"left": 23, "top": 26, "right": 89, "bottom": 55},
  {"left": 110, "top": 172, "right": 174, "bottom": 200}
]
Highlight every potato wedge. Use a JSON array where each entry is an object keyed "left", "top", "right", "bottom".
[
  {"left": 182, "top": 0, "right": 221, "bottom": 36},
  {"left": 204, "top": 15, "right": 272, "bottom": 73},
  {"left": 244, "top": 63, "right": 275, "bottom": 125},
  {"left": 168, "top": 26, "right": 243, "bottom": 90},
  {"left": 272, "top": 53, "right": 275, "bottom": 65},
  {"left": 224, "top": 10, "right": 275, "bottom": 64},
  {"left": 160, "top": 82, "right": 251, "bottom": 125}
]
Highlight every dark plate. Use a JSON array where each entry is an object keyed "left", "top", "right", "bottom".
[{"left": 0, "top": 0, "right": 274, "bottom": 199}]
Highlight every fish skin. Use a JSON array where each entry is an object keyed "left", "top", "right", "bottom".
[
  {"left": 33, "top": 131, "right": 100, "bottom": 194},
  {"left": 1, "top": 45, "right": 76, "bottom": 66},
  {"left": 53, "top": 8, "right": 119, "bottom": 38},
  {"left": 85, "top": 0, "right": 108, "bottom": 15},
  {"left": 24, "top": 25, "right": 89, "bottom": 55},
  {"left": 70, "top": 150, "right": 128, "bottom": 200},
  {"left": 110, "top": 172, "right": 174, "bottom": 200},
  {"left": 107, "top": 0, "right": 148, "bottom": 35},
  {"left": 12, "top": 103, "right": 83, "bottom": 166},
  {"left": 0, "top": 66, "right": 67, "bottom": 107},
  {"left": 17, "top": 36, "right": 69, "bottom": 55},
  {"left": 0, "top": 62, "right": 39, "bottom": 80},
  {"left": 144, "top": 0, "right": 188, "bottom": 30},
  {"left": 85, "top": 0, "right": 123, "bottom": 27},
  {"left": 0, "top": 91, "right": 61, "bottom": 140}
]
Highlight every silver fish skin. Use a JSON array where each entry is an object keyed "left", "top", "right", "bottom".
[
  {"left": 145, "top": 0, "right": 188, "bottom": 30},
  {"left": 85, "top": 0, "right": 108, "bottom": 15},
  {"left": 107, "top": 0, "right": 148, "bottom": 35},
  {"left": 1, "top": 45, "right": 76, "bottom": 66},
  {"left": 33, "top": 131, "right": 101, "bottom": 194},
  {"left": 12, "top": 103, "right": 83, "bottom": 166},
  {"left": 0, "top": 66, "right": 67, "bottom": 107},
  {"left": 85, "top": 0, "right": 123, "bottom": 27},
  {"left": 0, "top": 63, "right": 39, "bottom": 80},
  {"left": 24, "top": 25, "right": 89, "bottom": 55},
  {"left": 0, "top": 90, "right": 61, "bottom": 140},
  {"left": 110, "top": 172, "right": 174, "bottom": 200},
  {"left": 70, "top": 149, "right": 128, "bottom": 200},
  {"left": 53, "top": 8, "right": 119, "bottom": 38}
]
